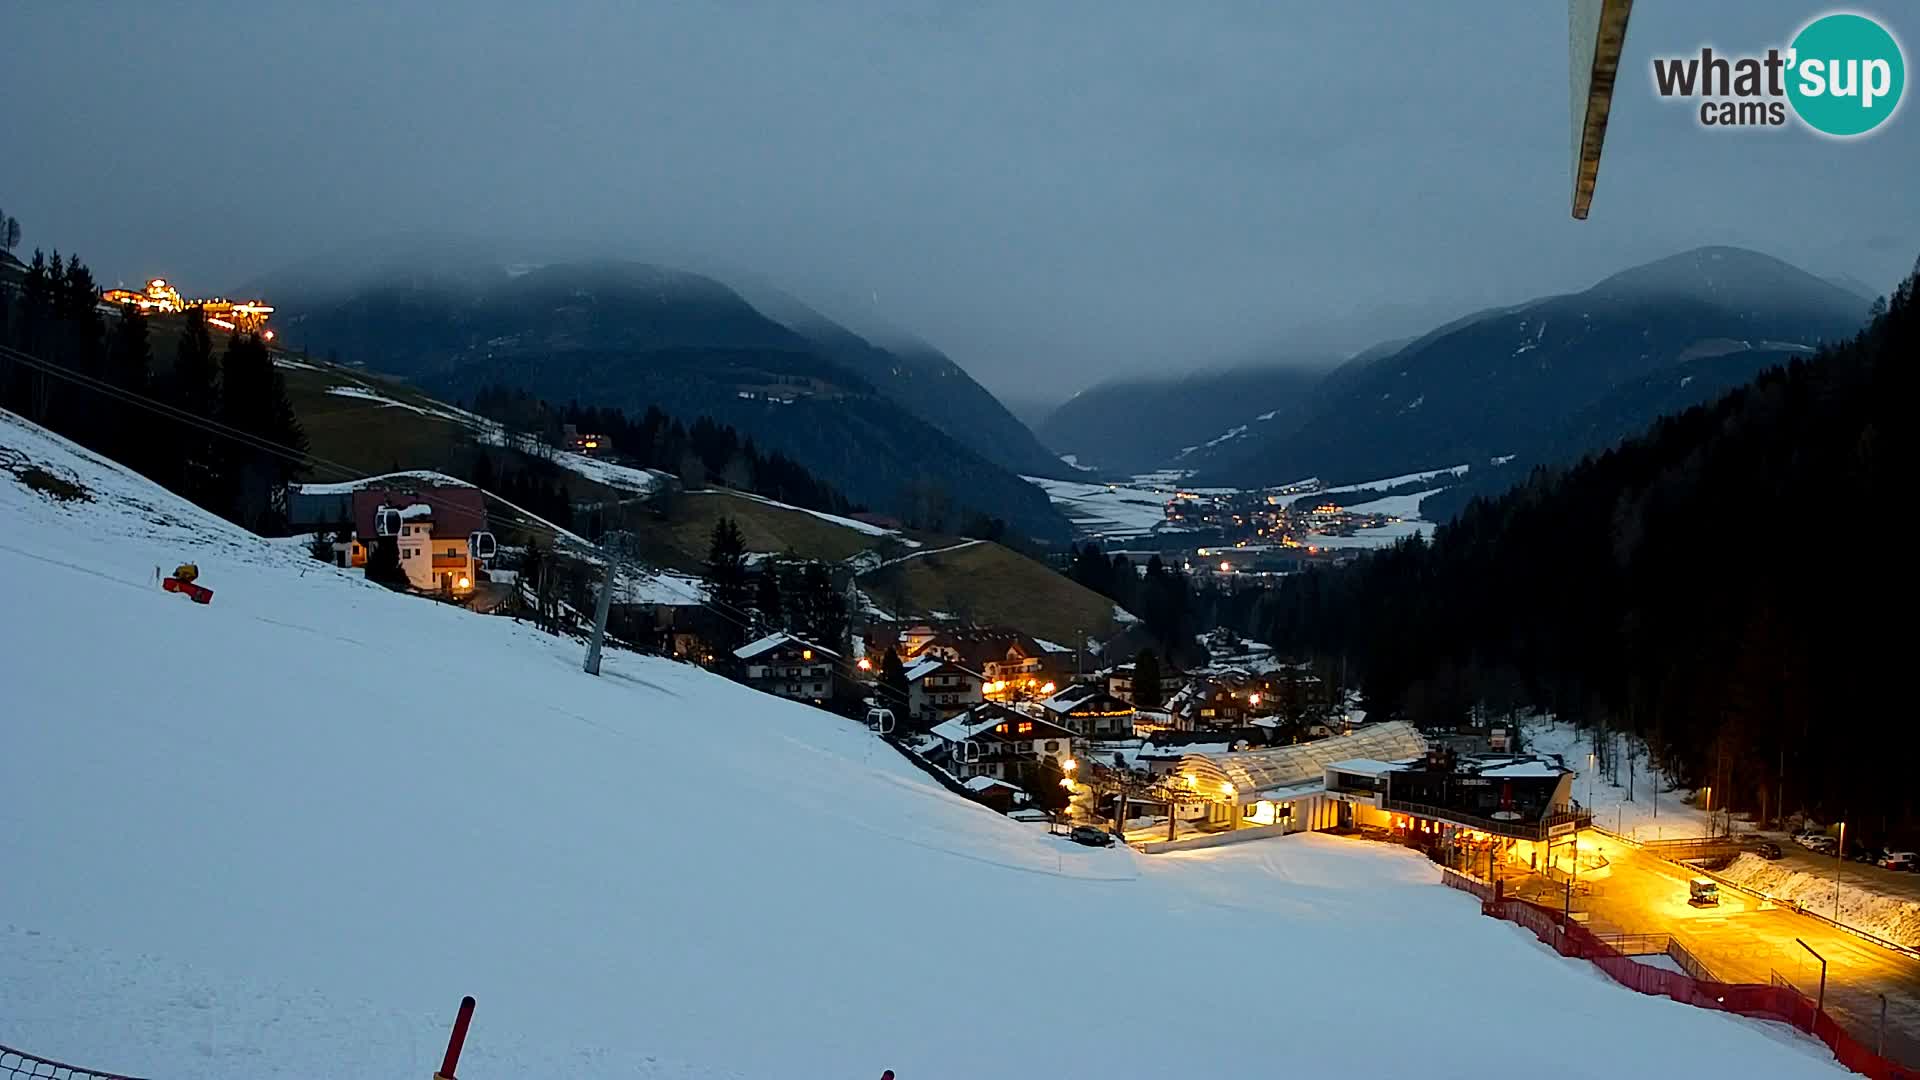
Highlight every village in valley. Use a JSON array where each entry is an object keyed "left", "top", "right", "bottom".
[{"left": 269, "top": 413, "right": 1584, "bottom": 872}]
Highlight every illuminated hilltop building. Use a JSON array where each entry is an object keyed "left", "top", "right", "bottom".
[{"left": 101, "top": 278, "right": 276, "bottom": 338}]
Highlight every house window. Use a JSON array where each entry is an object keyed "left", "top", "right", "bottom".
[
  {"left": 1017, "top": 722, "right": 1033, "bottom": 734},
  {"left": 1045, "top": 740, "right": 1059, "bottom": 752}
]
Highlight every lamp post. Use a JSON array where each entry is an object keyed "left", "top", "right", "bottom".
[
  {"left": 1701, "top": 785, "right": 1713, "bottom": 837},
  {"left": 1797, "top": 938, "right": 1828, "bottom": 1026},
  {"left": 1223, "top": 782, "right": 1239, "bottom": 830},
  {"left": 1834, "top": 821, "right": 1847, "bottom": 920}
]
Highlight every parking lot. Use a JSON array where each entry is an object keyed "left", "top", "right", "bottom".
[
  {"left": 1510, "top": 838, "right": 1920, "bottom": 1067},
  {"left": 1760, "top": 834, "right": 1920, "bottom": 905}
]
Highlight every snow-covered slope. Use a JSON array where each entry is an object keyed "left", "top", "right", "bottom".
[{"left": 0, "top": 410, "right": 1844, "bottom": 1077}]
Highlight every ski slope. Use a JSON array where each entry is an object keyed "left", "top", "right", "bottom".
[{"left": 0, "top": 410, "right": 1846, "bottom": 1078}]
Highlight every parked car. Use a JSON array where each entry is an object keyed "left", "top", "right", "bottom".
[
  {"left": 1805, "top": 836, "right": 1838, "bottom": 854},
  {"left": 1069, "top": 825, "right": 1117, "bottom": 848},
  {"left": 1879, "top": 852, "right": 1917, "bottom": 872},
  {"left": 1853, "top": 847, "right": 1885, "bottom": 864},
  {"left": 1752, "top": 841, "right": 1782, "bottom": 860}
]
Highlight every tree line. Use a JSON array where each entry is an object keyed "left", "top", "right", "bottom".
[
  {"left": 1, "top": 247, "right": 307, "bottom": 532},
  {"left": 1242, "top": 256, "right": 1916, "bottom": 841},
  {"left": 468, "top": 386, "right": 856, "bottom": 516}
]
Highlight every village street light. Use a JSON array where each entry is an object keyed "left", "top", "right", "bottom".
[{"left": 1222, "top": 782, "right": 1238, "bottom": 831}]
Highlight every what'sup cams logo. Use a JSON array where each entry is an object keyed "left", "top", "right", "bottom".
[{"left": 1652, "top": 11, "right": 1905, "bottom": 136}]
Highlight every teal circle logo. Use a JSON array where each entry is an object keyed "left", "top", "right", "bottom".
[{"left": 1787, "top": 13, "right": 1905, "bottom": 136}]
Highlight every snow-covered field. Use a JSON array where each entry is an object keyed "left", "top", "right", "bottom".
[
  {"left": 0, "top": 410, "right": 1846, "bottom": 1078},
  {"left": 1022, "top": 475, "right": 1181, "bottom": 540}
]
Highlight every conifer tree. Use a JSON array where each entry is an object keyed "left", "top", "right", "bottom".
[
  {"left": 219, "top": 333, "right": 307, "bottom": 530},
  {"left": 164, "top": 307, "right": 225, "bottom": 510},
  {"left": 103, "top": 306, "right": 154, "bottom": 472},
  {"left": 878, "top": 647, "right": 910, "bottom": 716},
  {"left": 703, "top": 516, "right": 750, "bottom": 653},
  {"left": 1133, "top": 648, "right": 1163, "bottom": 709}
]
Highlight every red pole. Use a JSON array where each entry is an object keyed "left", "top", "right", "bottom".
[{"left": 436, "top": 996, "right": 476, "bottom": 1080}]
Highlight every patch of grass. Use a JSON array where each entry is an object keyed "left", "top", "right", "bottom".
[
  {"left": 0, "top": 449, "right": 93, "bottom": 502},
  {"left": 280, "top": 365, "right": 475, "bottom": 479},
  {"left": 663, "top": 490, "right": 886, "bottom": 565},
  {"left": 863, "top": 541, "right": 1118, "bottom": 646}
]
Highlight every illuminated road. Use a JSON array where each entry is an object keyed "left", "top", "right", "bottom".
[{"left": 1512, "top": 837, "right": 1920, "bottom": 1067}]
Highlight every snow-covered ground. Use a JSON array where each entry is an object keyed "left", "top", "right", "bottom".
[
  {"left": 289, "top": 470, "right": 476, "bottom": 496},
  {"left": 1301, "top": 517, "right": 1436, "bottom": 550},
  {"left": 550, "top": 451, "right": 670, "bottom": 497},
  {"left": 1022, "top": 475, "right": 1182, "bottom": 540},
  {"left": 1719, "top": 855, "right": 1920, "bottom": 948},
  {"left": 1317, "top": 463, "right": 1473, "bottom": 497},
  {"left": 0, "top": 410, "right": 1847, "bottom": 1078},
  {"left": 1339, "top": 488, "right": 1442, "bottom": 518},
  {"left": 1523, "top": 717, "right": 1716, "bottom": 840}
]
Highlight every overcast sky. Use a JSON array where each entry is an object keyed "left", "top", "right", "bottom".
[{"left": 6, "top": 2, "right": 1915, "bottom": 405}]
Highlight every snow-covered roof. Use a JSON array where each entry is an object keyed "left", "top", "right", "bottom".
[
  {"left": 963, "top": 776, "right": 1023, "bottom": 794},
  {"left": 1038, "top": 683, "right": 1104, "bottom": 713},
  {"left": 397, "top": 503, "right": 434, "bottom": 520},
  {"left": 905, "top": 657, "right": 975, "bottom": 683},
  {"left": 929, "top": 707, "right": 1015, "bottom": 745},
  {"left": 1476, "top": 759, "right": 1568, "bottom": 780},
  {"left": 733, "top": 632, "right": 840, "bottom": 662}
]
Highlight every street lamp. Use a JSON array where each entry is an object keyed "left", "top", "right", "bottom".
[
  {"left": 1222, "top": 782, "right": 1238, "bottom": 831},
  {"left": 1834, "top": 821, "right": 1847, "bottom": 920},
  {"left": 1798, "top": 938, "right": 1828, "bottom": 1025}
]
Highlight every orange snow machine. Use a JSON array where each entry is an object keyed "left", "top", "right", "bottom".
[{"left": 162, "top": 562, "right": 213, "bottom": 604}]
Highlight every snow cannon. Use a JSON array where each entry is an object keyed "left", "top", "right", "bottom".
[{"left": 162, "top": 563, "right": 213, "bottom": 604}]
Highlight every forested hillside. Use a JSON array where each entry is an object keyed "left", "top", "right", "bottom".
[{"left": 1248, "top": 257, "right": 1914, "bottom": 837}]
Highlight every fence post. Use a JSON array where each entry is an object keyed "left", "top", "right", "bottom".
[{"left": 436, "top": 995, "right": 476, "bottom": 1080}]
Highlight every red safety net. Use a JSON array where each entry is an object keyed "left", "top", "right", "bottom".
[{"left": 1482, "top": 898, "right": 1916, "bottom": 1080}]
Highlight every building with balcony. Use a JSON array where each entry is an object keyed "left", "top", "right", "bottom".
[
  {"left": 903, "top": 658, "right": 984, "bottom": 728},
  {"left": 1034, "top": 684, "right": 1135, "bottom": 738},
  {"left": 1325, "top": 746, "right": 1589, "bottom": 875},
  {"left": 930, "top": 703, "right": 1080, "bottom": 783},
  {"left": 734, "top": 632, "right": 838, "bottom": 705}
]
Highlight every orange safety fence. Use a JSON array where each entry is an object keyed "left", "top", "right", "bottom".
[{"left": 1481, "top": 897, "right": 1916, "bottom": 1080}]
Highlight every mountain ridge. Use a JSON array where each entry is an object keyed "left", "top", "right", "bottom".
[{"left": 264, "top": 254, "right": 1071, "bottom": 541}]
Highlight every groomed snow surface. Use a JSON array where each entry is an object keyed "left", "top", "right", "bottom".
[{"left": 0, "top": 410, "right": 1846, "bottom": 1078}]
